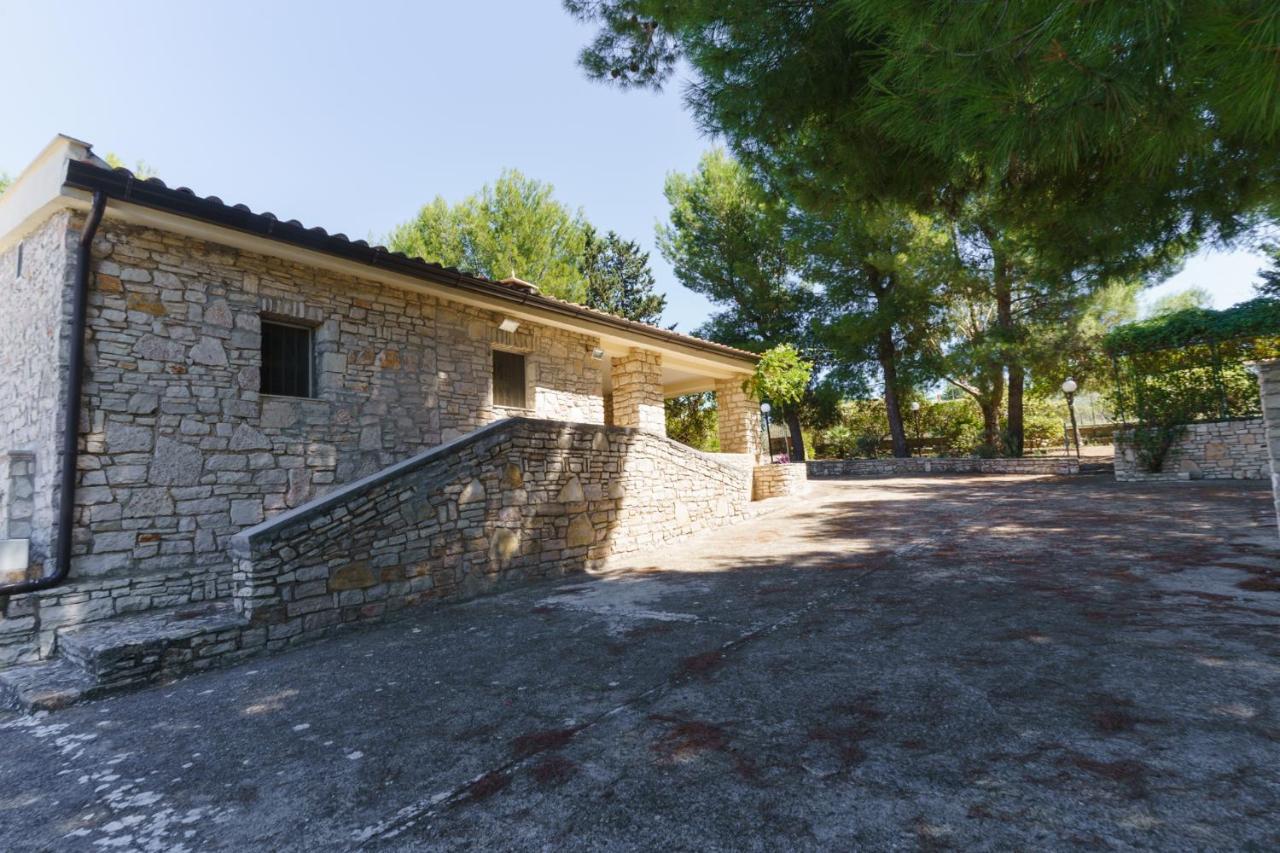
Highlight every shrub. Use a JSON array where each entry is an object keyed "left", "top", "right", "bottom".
[
  {"left": 854, "top": 434, "right": 882, "bottom": 458},
  {"left": 1131, "top": 421, "right": 1187, "bottom": 472}
]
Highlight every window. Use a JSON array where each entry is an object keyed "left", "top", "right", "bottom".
[
  {"left": 260, "top": 321, "right": 314, "bottom": 397},
  {"left": 492, "top": 350, "right": 527, "bottom": 409},
  {"left": 14, "top": 242, "right": 23, "bottom": 278}
]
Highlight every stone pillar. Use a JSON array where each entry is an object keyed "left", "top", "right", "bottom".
[
  {"left": 715, "top": 377, "right": 761, "bottom": 459},
  {"left": 1255, "top": 359, "right": 1280, "bottom": 535},
  {"left": 610, "top": 349, "right": 665, "bottom": 435}
]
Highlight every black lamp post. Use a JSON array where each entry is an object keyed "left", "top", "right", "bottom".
[
  {"left": 1061, "top": 378, "right": 1081, "bottom": 459},
  {"left": 910, "top": 400, "right": 922, "bottom": 454}
]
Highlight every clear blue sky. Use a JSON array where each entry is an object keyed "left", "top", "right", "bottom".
[{"left": 0, "top": 0, "right": 1267, "bottom": 330}]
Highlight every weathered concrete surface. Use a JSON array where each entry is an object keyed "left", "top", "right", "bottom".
[{"left": 1, "top": 474, "right": 1278, "bottom": 851}]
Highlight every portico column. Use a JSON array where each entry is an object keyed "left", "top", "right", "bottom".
[
  {"left": 715, "top": 377, "right": 761, "bottom": 459},
  {"left": 610, "top": 349, "right": 665, "bottom": 435},
  {"left": 1254, "top": 359, "right": 1280, "bottom": 535}
]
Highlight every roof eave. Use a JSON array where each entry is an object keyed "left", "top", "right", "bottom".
[{"left": 61, "top": 160, "right": 759, "bottom": 368}]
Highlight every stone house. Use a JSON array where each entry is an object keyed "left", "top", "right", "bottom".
[{"left": 0, "top": 136, "right": 793, "bottom": 707}]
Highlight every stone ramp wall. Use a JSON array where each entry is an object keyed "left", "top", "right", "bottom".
[
  {"left": 230, "top": 419, "right": 755, "bottom": 646},
  {"left": 807, "top": 457, "right": 1079, "bottom": 477},
  {"left": 1114, "top": 418, "right": 1267, "bottom": 482}
]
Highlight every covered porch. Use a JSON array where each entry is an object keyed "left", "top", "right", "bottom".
[{"left": 600, "top": 346, "right": 762, "bottom": 458}]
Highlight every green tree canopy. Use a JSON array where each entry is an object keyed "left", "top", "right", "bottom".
[
  {"left": 0, "top": 173, "right": 10, "bottom": 195},
  {"left": 567, "top": 1, "right": 1280, "bottom": 245},
  {"left": 104, "top": 153, "right": 156, "bottom": 179},
  {"left": 800, "top": 201, "right": 947, "bottom": 456},
  {"left": 1148, "top": 287, "right": 1214, "bottom": 318},
  {"left": 746, "top": 344, "right": 813, "bottom": 411},
  {"left": 389, "top": 169, "right": 591, "bottom": 302},
  {"left": 657, "top": 149, "right": 812, "bottom": 352},
  {"left": 658, "top": 149, "right": 820, "bottom": 457},
  {"left": 1260, "top": 246, "right": 1280, "bottom": 298},
  {"left": 581, "top": 226, "right": 666, "bottom": 324},
  {"left": 567, "top": 1, "right": 1230, "bottom": 457}
]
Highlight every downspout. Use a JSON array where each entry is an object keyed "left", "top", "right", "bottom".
[{"left": 0, "top": 191, "right": 107, "bottom": 596}]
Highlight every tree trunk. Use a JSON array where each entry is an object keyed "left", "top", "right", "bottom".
[
  {"left": 980, "top": 398, "right": 1001, "bottom": 450},
  {"left": 1006, "top": 365, "right": 1025, "bottom": 457},
  {"left": 783, "top": 408, "right": 806, "bottom": 462},
  {"left": 981, "top": 367, "right": 1004, "bottom": 451},
  {"left": 992, "top": 242, "right": 1022, "bottom": 457},
  {"left": 877, "top": 328, "right": 909, "bottom": 458}
]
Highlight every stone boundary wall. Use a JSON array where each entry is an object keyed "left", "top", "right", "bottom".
[
  {"left": 229, "top": 419, "right": 757, "bottom": 646},
  {"left": 1114, "top": 418, "right": 1267, "bottom": 482},
  {"left": 807, "top": 457, "right": 1079, "bottom": 478},
  {"left": 1254, "top": 360, "right": 1280, "bottom": 535},
  {"left": 753, "top": 463, "right": 809, "bottom": 500}
]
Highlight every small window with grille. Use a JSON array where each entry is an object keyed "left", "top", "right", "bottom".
[
  {"left": 492, "top": 350, "right": 527, "bottom": 409},
  {"left": 260, "top": 320, "right": 314, "bottom": 398}
]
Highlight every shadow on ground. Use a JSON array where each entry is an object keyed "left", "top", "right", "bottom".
[{"left": 1, "top": 474, "right": 1277, "bottom": 851}]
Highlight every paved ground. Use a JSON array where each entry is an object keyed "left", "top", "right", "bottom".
[{"left": 2, "top": 474, "right": 1279, "bottom": 851}]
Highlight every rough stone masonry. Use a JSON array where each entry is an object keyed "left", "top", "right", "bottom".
[
  {"left": 230, "top": 419, "right": 765, "bottom": 652},
  {"left": 1114, "top": 417, "right": 1269, "bottom": 482},
  {"left": 0, "top": 192, "right": 771, "bottom": 673}
]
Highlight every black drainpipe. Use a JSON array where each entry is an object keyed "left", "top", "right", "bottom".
[{"left": 1, "top": 191, "right": 107, "bottom": 597}]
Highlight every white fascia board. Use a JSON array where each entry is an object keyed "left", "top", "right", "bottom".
[{"left": 0, "top": 135, "right": 96, "bottom": 255}]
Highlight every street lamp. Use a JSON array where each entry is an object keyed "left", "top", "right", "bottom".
[
  {"left": 910, "top": 401, "right": 922, "bottom": 455},
  {"left": 1061, "top": 378, "right": 1081, "bottom": 459},
  {"left": 759, "top": 401, "right": 772, "bottom": 462}
]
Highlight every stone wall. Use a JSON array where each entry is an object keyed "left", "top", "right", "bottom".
[
  {"left": 59, "top": 216, "right": 604, "bottom": 583},
  {"left": 230, "top": 419, "right": 756, "bottom": 645},
  {"left": 807, "top": 457, "right": 1079, "bottom": 477},
  {"left": 752, "top": 463, "right": 809, "bottom": 500},
  {"left": 1254, "top": 361, "right": 1280, "bottom": 534},
  {"left": 1114, "top": 418, "right": 1268, "bottom": 482},
  {"left": 0, "top": 212, "right": 75, "bottom": 568}
]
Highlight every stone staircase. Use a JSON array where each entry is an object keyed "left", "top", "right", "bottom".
[{"left": 0, "top": 601, "right": 247, "bottom": 711}]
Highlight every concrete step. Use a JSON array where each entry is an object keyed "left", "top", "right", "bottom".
[
  {"left": 57, "top": 601, "right": 246, "bottom": 690},
  {"left": 0, "top": 658, "right": 98, "bottom": 712},
  {"left": 0, "top": 602, "right": 249, "bottom": 712}
]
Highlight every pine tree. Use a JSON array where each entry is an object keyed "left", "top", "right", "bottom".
[{"left": 581, "top": 227, "right": 666, "bottom": 324}]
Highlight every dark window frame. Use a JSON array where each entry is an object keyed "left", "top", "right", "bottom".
[
  {"left": 492, "top": 348, "right": 528, "bottom": 409},
  {"left": 260, "top": 319, "right": 316, "bottom": 398}
]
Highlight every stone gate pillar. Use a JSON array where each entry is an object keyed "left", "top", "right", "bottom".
[
  {"left": 715, "top": 377, "right": 761, "bottom": 459},
  {"left": 610, "top": 349, "right": 665, "bottom": 435},
  {"left": 1255, "top": 359, "right": 1280, "bottom": 535}
]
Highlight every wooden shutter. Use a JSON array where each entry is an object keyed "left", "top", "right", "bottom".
[{"left": 492, "top": 350, "right": 526, "bottom": 408}]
